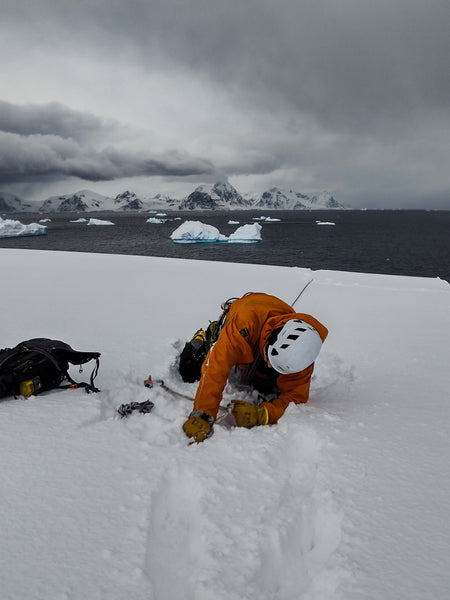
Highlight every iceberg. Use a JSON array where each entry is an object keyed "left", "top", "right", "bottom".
[
  {"left": 228, "top": 222, "right": 262, "bottom": 243},
  {"left": 252, "top": 215, "right": 280, "bottom": 222},
  {"left": 87, "top": 218, "right": 115, "bottom": 226},
  {"left": 170, "top": 220, "right": 228, "bottom": 243},
  {"left": 0, "top": 216, "right": 47, "bottom": 238},
  {"left": 147, "top": 217, "right": 168, "bottom": 224},
  {"left": 171, "top": 220, "right": 262, "bottom": 244}
]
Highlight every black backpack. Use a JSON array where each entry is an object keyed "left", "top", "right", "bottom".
[{"left": 0, "top": 338, "right": 101, "bottom": 399}]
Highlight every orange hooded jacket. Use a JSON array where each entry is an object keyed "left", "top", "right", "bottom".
[{"left": 192, "top": 293, "right": 328, "bottom": 424}]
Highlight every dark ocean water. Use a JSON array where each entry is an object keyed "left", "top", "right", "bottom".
[{"left": 2, "top": 210, "right": 449, "bottom": 282}]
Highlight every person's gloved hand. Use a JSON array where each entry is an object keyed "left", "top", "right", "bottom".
[
  {"left": 183, "top": 413, "right": 212, "bottom": 443},
  {"left": 230, "top": 400, "right": 269, "bottom": 428}
]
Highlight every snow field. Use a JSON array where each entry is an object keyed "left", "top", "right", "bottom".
[{"left": 0, "top": 248, "right": 449, "bottom": 599}]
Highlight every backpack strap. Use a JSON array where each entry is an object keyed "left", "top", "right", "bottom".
[
  {"left": 19, "top": 343, "right": 65, "bottom": 373},
  {"left": 62, "top": 354, "right": 100, "bottom": 393},
  {"left": 0, "top": 346, "right": 24, "bottom": 371},
  {"left": 216, "top": 297, "right": 239, "bottom": 331},
  {"left": 20, "top": 343, "right": 101, "bottom": 394}
]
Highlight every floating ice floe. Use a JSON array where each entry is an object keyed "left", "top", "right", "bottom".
[
  {"left": 39, "top": 218, "right": 52, "bottom": 223},
  {"left": 147, "top": 217, "right": 168, "bottom": 224},
  {"left": 252, "top": 216, "right": 280, "bottom": 222},
  {"left": 0, "top": 216, "right": 47, "bottom": 238},
  {"left": 228, "top": 220, "right": 240, "bottom": 225},
  {"left": 87, "top": 218, "right": 115, "bottom": 226},
  {"left": 170, "top": 220, "right": 262, "bottom": 243},
  {"left": 70, "top": 218, "right": 88, "bottom": 223},
  {"left": 316, "top": 221, "right": 336, "bottom": 225}
]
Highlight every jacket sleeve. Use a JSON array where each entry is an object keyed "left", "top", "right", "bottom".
[
  {"left": 262, "top": 364, "right": 314, "bottom": 424},
  {"left": 193, "top": 314, "right": 254, "bottom": 420}
]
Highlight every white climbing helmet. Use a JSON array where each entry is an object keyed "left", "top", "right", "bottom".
[{"left": 266, "top": 319, "right": 322, "bottom": 374}]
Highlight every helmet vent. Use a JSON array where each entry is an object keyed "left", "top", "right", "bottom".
[{"left": 267, "top": 319, "right": 322, "bottom": 374}]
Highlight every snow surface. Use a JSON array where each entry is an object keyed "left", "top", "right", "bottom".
[
  {"left": 1, "top": 248, "right": 449, "bottom": 600},
  {"left": 0, "top": 216, "right": 47, "bottom": 238},
  {"left": 171, "top": 220, "right": 262, "bottom": 243}
]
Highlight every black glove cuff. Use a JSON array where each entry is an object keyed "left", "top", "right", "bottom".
[{"left": 189, "top": 410, "right": 214, "bottom": 424}]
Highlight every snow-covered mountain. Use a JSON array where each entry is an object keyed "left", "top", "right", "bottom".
[
  {"left": 146, "top": 192, "right": 179, "bottom": 211},
  {"left": 250, "top": 188, "right": 344, "bottom": 210},
  {"left": 178, "top": 182, "right": 254, "bottom": 210},
  {"left": 308, "top": 191, "right": 343, "bottom": 209},
  {"left": 177, "top": 183, "right": 344, "bottom": 211},
  {"left": 113, "top": 191, "right": 145, "bottom": 211},
  {"left": 34, "top": 183, "right": 344, "bottom": 213},
  {"left": 0, "top": 192, "right": 36, "bottom": 213},
  {"left": 39, "top": 190, "right": 115, "bottom": 213},
  {"left": 38, "top": 189, "right": 179, "bottom": 213}
]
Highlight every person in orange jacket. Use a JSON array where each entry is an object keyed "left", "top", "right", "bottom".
[{"left": 181, "top": 292, "right": 328, "bottom": 443}]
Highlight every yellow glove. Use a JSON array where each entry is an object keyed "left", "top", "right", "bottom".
[
  {"left": 230, "top": 400, "right": 269, "bottom": 428},
  {"left": 182, "top": 413, "right": 212, "bottom": 443}
]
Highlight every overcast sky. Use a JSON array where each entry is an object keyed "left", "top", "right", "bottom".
[{"left": 1, "top": 0, "right": 449, "bottom": 208}]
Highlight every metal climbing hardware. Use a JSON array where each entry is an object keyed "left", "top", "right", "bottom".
[{"left": 117, "top": 400, "right": 155, "bottom": 418}]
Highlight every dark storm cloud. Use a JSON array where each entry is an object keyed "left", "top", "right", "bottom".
[
  {"left": 8, "top": 0, "right": 449, "bottom": 134},
  {"left": 0, "top": 100, "right": 116, "bottom": 141},
  {"left": 0, "top": 131, "right": 215, "bottom": 184},
  {"left": 2, "top": 0, "right": 449, "bottom": 206},
  {"left": 0, "top": 100, "right": 215, "bottom": 185}
]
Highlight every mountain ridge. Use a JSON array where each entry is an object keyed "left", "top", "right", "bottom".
[{"left": 1, "top": 182, "right": 345, "bottom": 213}]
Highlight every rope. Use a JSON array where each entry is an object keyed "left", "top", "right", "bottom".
[{"left": 290, "top": 278, "right": 314, "bottom": 308}]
